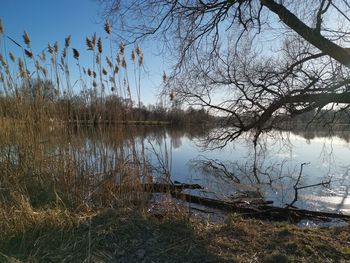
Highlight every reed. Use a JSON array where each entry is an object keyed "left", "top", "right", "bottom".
[{"left": 0, "top": 18, "right": 153, "bottom": 230}]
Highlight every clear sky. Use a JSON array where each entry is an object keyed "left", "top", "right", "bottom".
[{"left": 0, "top": 0, "right": 167, "bottom": 105}]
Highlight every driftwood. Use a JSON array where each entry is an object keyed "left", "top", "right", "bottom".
[
  {"left": 143, "top": 182, "right": 350, "bottom": 222},
  {"left": 143, "top": 182, "right": 203, "bottom": 192},
  {"left": 171, "top": 191, "right": 350, "bottom": 222}
]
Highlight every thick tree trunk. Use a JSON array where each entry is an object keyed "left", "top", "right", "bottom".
[{"left": 261, "top": 0, "right": 350, "bottom": 68}]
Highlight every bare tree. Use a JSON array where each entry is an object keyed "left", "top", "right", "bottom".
[{"left": 99, "top": 0, "right": 350, "bottom": 145}]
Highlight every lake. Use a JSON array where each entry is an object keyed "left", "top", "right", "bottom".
[
  {"left": 4, "top": 123, "right": 349, "bottom": 213},
  {"left": 60, "top": 124, "right": 350, "bottom": 214},
  {"left": 136, "top": 125, "right": 349, "bottom": 214}
]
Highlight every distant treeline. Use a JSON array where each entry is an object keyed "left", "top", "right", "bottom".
[
  {"left": 276, "top": 108, "right": 350, "bottom": 129},
  {"left": 0, "top": 79, "right": 213, "bottom": 125}
]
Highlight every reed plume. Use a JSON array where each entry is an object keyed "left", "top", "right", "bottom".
[
  {"left": 86, "top": 36, "right": 94, "bottom": 51},
  {"left": 23, "top": 31, "right": 31, "bottom": 47},
  {"left": 136, "top": 45, "right": 143, "bottom": 66},
  {"left": 0, "top": 54, "right": 5, "bottom": 67},
  {"left": 97, "top": 37, "right": 103, "bottom": 53},
  {"left": 136, "top": 45, "right": 142, "bottom": 56},
  {"left": 24, "top": 49, "right": 33, "bottom": 59},
  {"left": 104, "top": 19, "right": 111, "bottom": 35},
  {"left": 9, "top": 52, "right": 15, "bottom": 62},
  {"left": 138, "top": 54, "right": 143, "bottom": 66},
  {"left": 96, "top": 54, "right": 100, "bottom": 64},
  {"left": 119, "top": 42, "right": 125, "bottom": 55},
  {"left": 54, "top": 41, "right": 58, "bottom": 53},
  {"left": 65, "top": 35, "right": 71, "bottom": 48},
  {"left": 62, "top": 48, "right": 67, "bottom": 59},
  {"left": 0, "top": 18, "right": 3, "bottom": 34},
  {"left": 60, "top": 56, "right": 65, "bottom": 66},
  {"left": 122, "top": 57, "right": 127, "bottom": 69},
  {"left": 92, "top": 33, "right": 97, "bottom": 46},
  {"left": 131, "top": 50, "right": 135, "bottom": 62},
  {"left": 106, "top": 57, "right": 113, "bottom": 68},
  {"left": 72, "top": 48, "right": 80, "bottom": 60},
  {"left": 18, "top": 58, "right": 26, "bottom": 78},
  {"left": 48, "top": 43, "right": 54, "bottom": 54}
]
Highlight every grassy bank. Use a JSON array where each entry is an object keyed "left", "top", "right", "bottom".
[{"left": 1, "top": 203, "right": 350, "bottom": 263}]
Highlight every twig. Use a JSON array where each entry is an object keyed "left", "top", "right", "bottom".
[{"left": 287, "top": 162, "right": 330, "bottom": 208}]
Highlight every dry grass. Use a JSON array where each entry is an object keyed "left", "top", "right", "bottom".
[
  {"left": 206, "top": 215, "right": 350, "bottom": 262},
  {"left": 1, "top": 204, "right": 349, "bottom": 263}
]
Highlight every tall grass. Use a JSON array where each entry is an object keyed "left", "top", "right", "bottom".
[{"left": 0, "top": 18, "right": 151, "bottom": 228}]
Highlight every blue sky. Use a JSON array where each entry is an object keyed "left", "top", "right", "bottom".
[{"left": 0, "top": 0, "right": 167, "bottom": 105}]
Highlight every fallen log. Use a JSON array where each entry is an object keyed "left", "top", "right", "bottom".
[
  {"left": 171, "top": 191, "right": 350, "bottom": 222},
  {"left": 142, "top": 182, "right": 203, "bottom": 192},
  {"left": 140, "top": 182, "right": 350, "bottom": 223}
]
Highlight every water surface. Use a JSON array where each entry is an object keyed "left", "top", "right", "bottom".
[
  {"left": 141, "top": 125, "right": 350, "bottom": 214},
  {"left": 19, "top": 124, "right": 350, "bottom": 213}
]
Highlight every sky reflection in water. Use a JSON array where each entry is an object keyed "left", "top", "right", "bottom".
[{"left": 147, "top": 126, "right": 350, "bottom": 214}]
